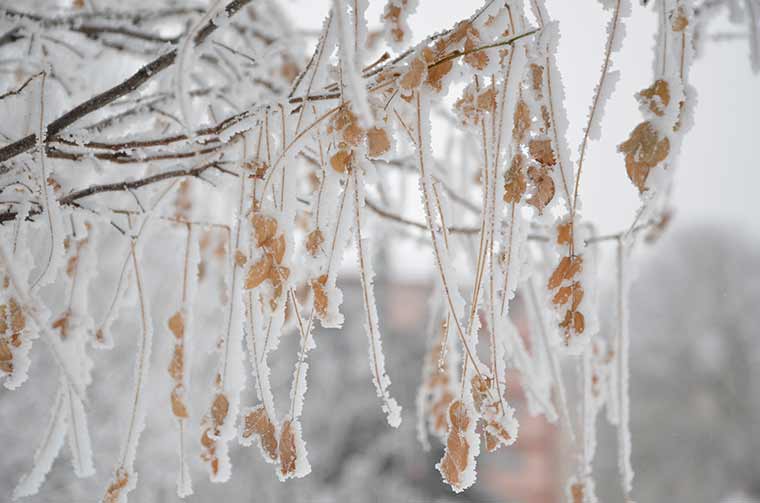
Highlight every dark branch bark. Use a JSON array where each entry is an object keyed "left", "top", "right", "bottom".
[
  {"left": 59, "top": 162, "right": 224, "bottom": 204},
  {"left": 0, "top": 162, "right": 228, "bottom": 224}
]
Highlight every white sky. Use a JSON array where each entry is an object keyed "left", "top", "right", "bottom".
[{"left": 288, "top": 0, "right": 760, "bottom": 278}]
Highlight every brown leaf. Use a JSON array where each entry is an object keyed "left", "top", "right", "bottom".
[
  {"left": 367, "top": 127, "right": 391, "bottom": 158},
  {"left": 168, "top": 311, "right": 184, "bottom": 339},
  {"left": 503, "top": 153, "right": 526, "bottom": 204},
  {"left": 242, "top": 405, "right": 278, "bottom": 461},
  {"left": 618, "top": 121, "right": 670, "bottom": 193},
  {"left": 0, "top": 338, "right": 12, "bottom": 373},
  {"left": 104, "top": 469, "right": 130, "bottom": 503},
  {"left": 171, "top": 388, "right": 189, "bottom": 418},
  {"left": 266, "top": 234, "right": 286, "bottom": 264},
  {"left": 571, "top": 482, "right": 584, "bottom": 503},
  {"left": 513, "top": 99, "right": 531, "bottom": 141},
  {"left": 234, "top": 249, "right": 247, "bottom": 267},
  {"left": 476, "top": 88, "right": 496, "bottom": 112},
  {"left": 0, "top": 304, "right": 6, "bottom": 335},
  {"left": 547, "top": 256, "right": 582, "bottom": 290},
  {"left": 639, "top": 79, "right": 670, "bottom": 117},
  {"left": 557, "top": 222, "right": 573, "bottom": 246},
  {"left": 672, "top": 6, "right": 689, "bottom": 31},
  {"left": 464, "top": 37, "right": 489, "bottom": 70},
  {"left": 426, "top": 57, "right": 452, "bottom": 92},
  {"left": 244, "top": 254, "right": 273, "bottom": 289},
  {"left": 530, "top": 64, "right": 544, "bottom": 95},
  {"left": 311, "top": 274, "right": 328, "bottom": 318},
  {"left": 305, "top": 229, "right": 324, "bottom": 257},
  {"left": 383, "top": 4, "right": 405, "bottom": 43},
  {"left": 52, "top": 314, "right": 70, "bottom": 339},
  {"left": 66, "top": 255, "right": 78, "bottom": 278},
  {"left": 526, "top": 166, "right": 555, "bottom": 214},
  {"left": 9, "top": 298, "right": 24, "bottom": 334},
  {"left": 529, "top": 139, "right": 556, "bottom": 166},
  {"left": 212, "top": 393, "right": 229, "bottom": 427},
  {"left": 439, "top": 400, "right": 471, "bottom": 489},
  {"left": 279, "top": 419, "right": 297, "bottom": 477},
  {"left": 329, "top": 150, "right": 352, "bottom": 173},
  {"left": 168, "top": 345, "right": 184, "bottom": 381},
  {"left": 431, "top": 390, "right": 454, "bottom": 436},
  {"left": 484, "top": 420, "right": 512, "bottom": 453},
  {"left": 400, "top": 57, "right": 426, "bottom": 91},
  {"left": 573, "top": 311, "right": 585, "bottom": 333},
  {"left": 252, "top": 214, "right": 278, "bottom": 247}
]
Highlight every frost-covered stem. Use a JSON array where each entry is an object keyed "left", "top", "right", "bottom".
[
  {"left": 332, "top": 0, "right": 372, "bottom": 125},
  {"left": 119, "top": 243, "right": 151, "bottom": 469},
  {"left": 293, "top": 15, "right": 333, "bottom": 134},
  {"left": 175, "top": 0, "right": 226, "bottom": 131},
  {"left": 220, "top": 163, "right": 247, "bottom": 387},
  {"left": 415, "top": 91, "right": 486, "bottom": 388},
  {"left": 288, "top": 288, "right": 315, "bottom": 420},
  {"left": 13, "top": 389, "right": 67, "bottom": 499},
  {"left": 526, "top": 277, "right": 576, "bottom": 448},
  {"left": 572, "top": 0, "right": 624, "bottom": 217},
  {"left": 244, "top": 292, "right": 272, "bottom": 416},
  {"left": 352, "top": 168, "right": 402, "bottom": 427},
  {"left": 31, "top": 71, "right": 63, "bottom": 291},
  {"left": 616, "top": 237, "right": 633, "bottom": 498},
  {"left": 102, "top": 239, "right": 153, "bottom": 503}
]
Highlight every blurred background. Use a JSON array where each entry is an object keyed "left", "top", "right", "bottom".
[{"left": 1, "top": 0, "right": 759, "bottom": 502}]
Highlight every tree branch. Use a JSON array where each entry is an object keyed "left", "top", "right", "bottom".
[{"left": 0, "top": 0, "right": 253, "bottom": 166}]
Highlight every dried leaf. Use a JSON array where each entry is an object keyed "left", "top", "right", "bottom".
[
  {"left": 311, "top": 274, "right": 328, "bottom": 318},
  {"left": 503, "top": 153, "right": 526, "bottom": 204},
  {"left": 242, "top": 405, "right": 278, "bottom": 461},
  {"left": 439, "top": 400, "right": 471, "bottom": 489},
  {"left": 234, "top": 249, "right": 247, "bottom": 267},
  {"left": 639, "top": 79, "right": 670, "bottom": 117},
  {"left": 529, "top": 138, "right": 556, "bottom": 166},
  {"left": 279, "top": 419, "right": 297, "bottom": 477},
  {"left": 547, "top": 256, "right": 583, "bottom": 290},
  {"left": 527, "top": 166, "right": 555, "bottom": 213},
  {"left": 104, "top": 469, "right": 130, "bottom": 503},
  {"left": 618, "top": 121, "right": 670, "bottom": 193},
  {"left": 168, "top": 311, "right": 184, "bottom": 339},
  {"left": 530, "top": 64, "right": 544, "bottom": 95},
  {"left": 9, "top": 298, "right": 24, "bottom": 334},
  {"left": 557, "top": 222, "right": 573, "bottom": 246},
  {"left": 244, "top": 254, "right": 273, "bottom": 289},
  {"left": 171, "top": 388, "right": 189, "bottom": 418},
  {"left": 267, "top": 235, "right": 286, "bottom": 264},
  {"left": 0, "top": 338, "right": 12, "bottom": 374},
  {"left": 252, "top": 214, "right": 278, "bottom": 247},
  {"left": 426, "top": 56, "right": 452, "bottom": 92},
  {"left": 212, "top": 393, "right": 229, "bottom": 427},
  {"left": 463, "top": 32, "right": 488, "bottom": 70},
  {"left": 329, "top": 150, "right": 352, "bottom": 173},
  {"left": 672, "top": 6, "right": 689, "bottom": 31},
  {"left": 484, "top": 420, "right": 513, "bottom": 453},
  {"left": 400, "top": 57, "right": 426, "bottom": 91},
  {"left": 367, "top": 127, "right": 391, "bottom": 158},
  {"left": 168, "top": 344, "right": 184, "bottom": 381},
  {"left": 305, "top": 229, "right": 324, "bottom": 257},
  {"left": 513, "top": 99, "right": 531, "bottom": 141}
]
